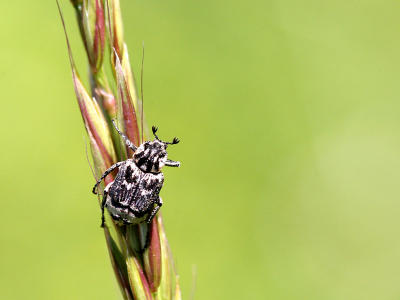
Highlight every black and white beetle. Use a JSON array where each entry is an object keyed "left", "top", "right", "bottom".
[{"left": 92, "top": 120, "right": 180, "bottom": 227}]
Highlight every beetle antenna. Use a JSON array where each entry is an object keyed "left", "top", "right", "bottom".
[
  {"left": 165, "top": 137, "right": 180, "bottom": 145},
  {"left": 152, "top": 125, "right": 159, "bottom": 140}
]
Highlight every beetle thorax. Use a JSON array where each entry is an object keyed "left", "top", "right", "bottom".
[{"left": 133, "top": 140, "right": 168, "bottom": 173}]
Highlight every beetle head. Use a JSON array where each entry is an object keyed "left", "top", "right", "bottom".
[{"left": 133, "top": 126, "right": 180, "bottom": 173}]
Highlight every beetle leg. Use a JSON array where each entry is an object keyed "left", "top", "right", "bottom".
[
  {"left": 100, "top": 183, "right": 112, "bottom": 228},
  {"left": 146, "top": 197, "right": 163, "bottom": 224},
  {"left": 165, "top": 159, "right": 180, "bottom": 167},
  {"left": 112, "top": 119, "right": 137, "bottom": 152},
  {"left": 100, "top": 191, "right": 107, "bottom": 228},
  {"left": 92, "top": 161, "right": 124, "bottom": 194},
  {"left": 143, "top": 198, "right": 163, "bottom": 250}
]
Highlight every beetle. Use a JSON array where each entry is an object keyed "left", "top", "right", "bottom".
[{"left": 92, "top": 120, "right": 180, "bottom": 227}]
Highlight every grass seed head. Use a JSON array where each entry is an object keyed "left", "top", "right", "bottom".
[{"left": 60, "top": 1, "right": 182, "bottom": 298}]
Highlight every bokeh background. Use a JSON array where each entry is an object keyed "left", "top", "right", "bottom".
[{"left": 1, "top": 0, "right": 400, "bottom": 299}]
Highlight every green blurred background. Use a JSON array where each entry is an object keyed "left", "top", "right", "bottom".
[{"left": 1, "top": 0, "right": 400, "bottom": 299}]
